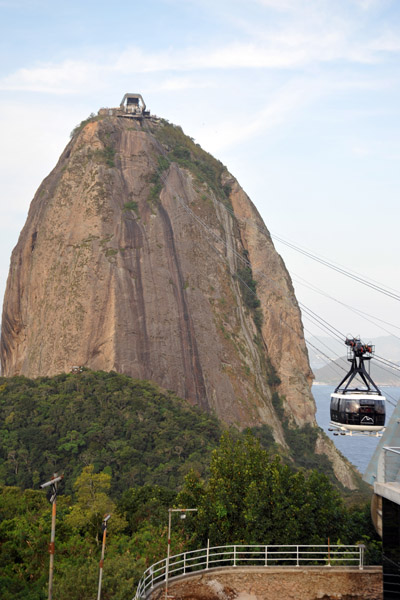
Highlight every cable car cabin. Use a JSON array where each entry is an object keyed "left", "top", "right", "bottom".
[
  {"left": 329, "top": 337, "right": 386, "bottom": 435},
  {"left": 330, "top": 392, "right": 386, "bottom": 433}
]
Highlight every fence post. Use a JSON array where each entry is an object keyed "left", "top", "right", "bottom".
[
  {"left": 233, "top": 545, "right": 237, "bottom": 567},
  {"left": 265, "top": 545, "right": 268, "bottom": 567},
  {"left": 327, "top": 538, "right": 331, "bottom": 567},
  {"left": 296, "top": 545, "right": 299, "bottom": 567},
  {"left": 359, "top": 544, "right": 365, "bottom": 570},
  {"left": 184, "top": 552, "right": 186, "bottom": 574},
  {"left": 206, "top": 539, "right": 210, "bottom": 570},
  {"left": 151, "top": 565, "right": 154, "bottom": 589}
]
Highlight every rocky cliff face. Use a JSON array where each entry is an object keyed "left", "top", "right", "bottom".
[{"left": 1, "top": 113, "right": 358, "bottom": 488}]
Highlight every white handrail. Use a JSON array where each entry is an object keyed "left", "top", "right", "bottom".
[
  {"left": 384, "top": 447, "right": 400, "bottom": 454},
  {"left": 133, "top": 543, "right": 365, "bottom": 599}
]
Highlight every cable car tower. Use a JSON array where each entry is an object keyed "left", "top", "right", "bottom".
[{"left": 329, "top": 337, "right": 386, "bottom": 436}]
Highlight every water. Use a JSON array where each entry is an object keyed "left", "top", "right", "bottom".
[{"left": 312, "top": 384, "right": 400, "bottom": 474}]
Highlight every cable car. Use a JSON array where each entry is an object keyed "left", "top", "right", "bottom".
[{"left": 329, "top": 337, "right": 386, "bottom": 436}]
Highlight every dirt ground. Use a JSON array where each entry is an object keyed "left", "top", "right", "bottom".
[
  {"left": 152, "top": 579, "right": 238, "bottom": 600},
  {"left": 151, "top": 579, "right": 381, "bottom": 600}
]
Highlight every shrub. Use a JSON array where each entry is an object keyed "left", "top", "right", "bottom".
[{"left": 123, "top": 201, "right": 138, "bottom": 212}]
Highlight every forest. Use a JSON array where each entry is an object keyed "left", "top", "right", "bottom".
[{"left": 0, "top": 370, "right": 381, "bottom": 599}]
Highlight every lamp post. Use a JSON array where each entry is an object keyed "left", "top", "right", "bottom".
[
  {"left": 40, "top": 473, "right": 64, "bottom": 600},
  {"left": 165, "top": 508, "right": 197, "bottom": 599},
  {"left": 97, "top": 514, "right": 111, "bottom": 600}
]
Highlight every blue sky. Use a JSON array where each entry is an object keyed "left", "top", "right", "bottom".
[{"left": 0, "top": 0, "right": 399, "bottom": 354}]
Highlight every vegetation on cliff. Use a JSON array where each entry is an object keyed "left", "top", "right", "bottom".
[{"left": 150, "top": 120, "right": 233, "bottom": 207}]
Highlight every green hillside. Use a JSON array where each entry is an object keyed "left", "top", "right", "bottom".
[{"left": 0, "top": 370, "right": 222, "bottom": 495}]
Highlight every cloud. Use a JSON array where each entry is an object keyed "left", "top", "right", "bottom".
[
  {"left": 196, "top": 76, "right": 324, "bottom": 152},
  {"left": 2, "top": 0, "right": 400, "bottom": 98},
  {"left": 114, "top": 43, "right": 301, "bottom": 73},
  {"left": 154, "top": 77, "right": 212, "bottom": 92},
  {"left": 371, "top": 32, "right": 400, "bottom": 52},
  {"left": 351, "top": 143, "right": 372, "bottom": 157},
  {"left": 0, "top": 31, "right": 392, "bottom": 96},
  {"left": 252, "top": 0, "right": 317, "bottom": 11},
  {"left": 352, "top": 0, "right": 383, "bottom": 9},
  {"left": 0, "top": 0, "right": 398, "bottom": 95},
  {"left": 0, "top": 59, "right": 104, "bottom": 94},
  {"left": 253, "top": 0, "right": 382, "bottom": 13}
]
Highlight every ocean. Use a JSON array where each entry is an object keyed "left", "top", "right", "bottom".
[{"left": 312, "top": 384, "right": 400, "bottom": 474}]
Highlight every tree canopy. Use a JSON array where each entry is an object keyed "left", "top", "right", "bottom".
[
  {"left": 0, "top": 370, "right": 222, "bottom": 495},
  {"left": 177, "top": 431, "right": 350, "bottom": 546}
]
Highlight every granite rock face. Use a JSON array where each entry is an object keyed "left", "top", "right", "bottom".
[{"left": 0, "top": 114, "right": 357, "bottom": 488}]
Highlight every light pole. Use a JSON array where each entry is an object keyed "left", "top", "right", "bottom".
[
  {"left": 97, "top": 514, "right": 111, "bottom": 600},
  {"left": 165, "top": 508, "right": 197, "bottom": 599},
  {"left": 40, "top": 473, "right": 64, "bottom": 600}
]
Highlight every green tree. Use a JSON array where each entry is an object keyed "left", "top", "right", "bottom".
[
  {"left": 118, "top": 484, "right": 176, "bottom": 535},
  {"left": 66, "top": 465, "right": 126, "bottom": 543},
  {"left": 178, "top": 431, "right": 349, "bottom": 547},
  {"left": 0, "top": 486, "right": 64, "bottom": 599}
]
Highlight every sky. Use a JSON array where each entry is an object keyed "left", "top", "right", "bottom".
[{"left": 0, "top": 0, "right": 399, "bottom": 361}]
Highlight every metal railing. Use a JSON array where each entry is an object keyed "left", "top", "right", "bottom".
[{"left": 133, "top": 543, "right": 365, "bottom": 599}]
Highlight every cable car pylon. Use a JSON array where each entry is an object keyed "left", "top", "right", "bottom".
[{"left": 329, "top": 337, "right": 386, "bottom": 437}]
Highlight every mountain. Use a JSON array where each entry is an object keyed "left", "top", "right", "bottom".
[
  {"left": 313, "top": 357, "right": 400, "bottom": 387},
  {"left": 0, "top": 105, "right": 357, "bottom": 488}
]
